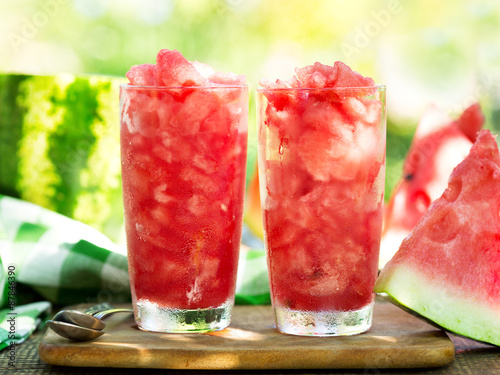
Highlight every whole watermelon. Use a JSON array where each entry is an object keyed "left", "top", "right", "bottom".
[{"left": 0, "top": 73, "right": 126, "bottom": 242}]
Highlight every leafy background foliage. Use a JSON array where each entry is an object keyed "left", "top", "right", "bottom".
[{"left": 0, "top": 0, "right": 499, "bottom": 238}]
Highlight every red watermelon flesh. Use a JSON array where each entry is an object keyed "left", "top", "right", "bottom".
[
  {"left": 126, "top": 64, "right": 157, "bottom": 86},
  {"left": 258, "top": 61, "right": 385, "bottom": 313},
  {"left": 125, "top": 49, "right": 245, "bottom": 88},
  {"left": 294, "top": 61, "right": 375, "bottom": 89},
  {"left": 454, "top": 102, "right": 484, "bottom": 143},
  {"left": 375, "top": 129, "right": 500, "bottom": 346},
  {"left": 379, "top": 103, "right": 485, "bottom": 268},
  {"left": 123, "top": 49, "right": 246, "bottom": 138},
  {"left": 155, "top": 49, "right": 208, "bottom": 87},
  {"left": 259, "top": 61, "right": 376, "bottom": 111}
]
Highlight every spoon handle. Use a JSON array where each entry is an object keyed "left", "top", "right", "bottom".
[
  {"left": 85, "top": 303, "right": 115, "bottom": 315},
  {"left": 93, "top": 308, "right": 133, "bottom": 320}
]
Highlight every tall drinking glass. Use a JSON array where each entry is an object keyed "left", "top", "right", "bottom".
[
  {"left": 257, "top": 86, "right": 386, "bottom": 336},
  {"left": 120, "top": 85, "right": 248, "bottom": 333}
]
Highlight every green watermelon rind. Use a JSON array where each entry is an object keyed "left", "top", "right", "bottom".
[
  {"left": 375, "top": 265, "right": 500, "bottom": 347},
  {"left": 0, "top": 73, "right": 126, "bottom": 242}
]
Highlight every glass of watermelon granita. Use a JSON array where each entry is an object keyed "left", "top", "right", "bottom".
[
  {"left": 257, "top": 61, "right": 386, "bottom": 336},
  {"left": 119, "top": 49, "right": 248, "bottom": 333}
]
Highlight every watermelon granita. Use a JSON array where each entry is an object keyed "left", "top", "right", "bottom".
[
  {"left": 375, "top": 130, "right": 500, "bottom": 346},
  {"left": 120, "top": 49, "right": 248, "bottom": 333},
  {"left": 379, "top": 103, "right": 484, "bottom": 268},
  {"left": 257, "top": 61, "right": 386, "bottom": 336}
]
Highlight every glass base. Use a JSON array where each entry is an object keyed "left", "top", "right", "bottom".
[
  {"left": 274, "top": 302, "right": 374, "bottom": 336},
  {"left": 135, "top": 299, "right": 232, "bottom": 333}
]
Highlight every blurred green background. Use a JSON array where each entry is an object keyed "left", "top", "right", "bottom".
[{"left": 1, "top": 0, "right": 499, "bottom": 241}]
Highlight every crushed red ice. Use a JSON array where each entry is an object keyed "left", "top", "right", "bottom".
[
  {"left": 260, "top": 60, "right": 375, "bottom": 90},
  {"left": 125, "top": 49, "right": 245, "bottom": 87},
  {"left": 126, "top": 64, "right": 156, "bottom": 86}
]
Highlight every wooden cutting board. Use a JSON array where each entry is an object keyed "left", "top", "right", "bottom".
[{"left": 39, "top": 301, "right": 455, "bottom": 370}]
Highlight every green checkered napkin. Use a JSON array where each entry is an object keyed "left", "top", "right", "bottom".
[
  {"left": 0, "top": 301, "right": 51, "bottom": 351},
  {"left": 235, "top": 246, "right": 271, "bottom": 305},
  {"left": 0, "top": 194, "right": 131, "bottom": 351},
  {"left": 0, "top": 194, "right": 269, "bottom": 349},
  {"left": 0, "top": 194, "right": 130, "bottom": 307}
]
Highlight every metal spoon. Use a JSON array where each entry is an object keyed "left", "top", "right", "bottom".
[
  {"left": 47, "top": 320, "right": 105, "bottom": 341},
  {"left": 48, "top": 308, "right": 133, "bottom": 341},
  {"left": 52, "top": 310, "right": 106, "bottom": 330},
  {"left": 52, "top": 308, "right": 133, "bottom": 330}
]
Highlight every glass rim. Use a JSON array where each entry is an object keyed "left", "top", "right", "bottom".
[
  {"left": 256, "top": 84, "right": 386, "bottom": 92},
  {"left": 120, "top": 83, "right": 248, "bottom": 90}
]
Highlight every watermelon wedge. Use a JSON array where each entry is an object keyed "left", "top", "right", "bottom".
[
  {"left": 379, "top": 103, "right": 485, "bottom": 268},
  {"left": 375, "top": 129, "right": 500, "bottom": 346}
]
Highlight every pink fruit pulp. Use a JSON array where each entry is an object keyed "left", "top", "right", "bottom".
[
  {"left": 380, "top": 103, "right": 485, "bottom": 267},
  {"left": 378, "top": 129, "right": 500, "bottom": 305},
  {"left": 258, "top": 86, "right": 385, "bottom": 312},
  {"left": 120, "top": 85, "right": 248, "bottom": 309}
]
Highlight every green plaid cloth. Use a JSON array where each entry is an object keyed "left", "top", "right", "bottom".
[
  {"left": 0, "top": 301, "right": 51, "bottom": 351},
  {"left": 235, "top": 246, "right": 271, "bottom": 305},
  {"left": 0, "top": 194, "right": 269, "bottom": 350},
  {"left": 0, "top": 194, "right": 130, "bottom": 351},
  {"left": 0, "top": 194, "right": 130, "bottom": 307}
]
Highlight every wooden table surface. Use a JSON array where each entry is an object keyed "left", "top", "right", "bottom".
[{"left": 2, "top": 303, "right": 500, "bottom": 374}]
